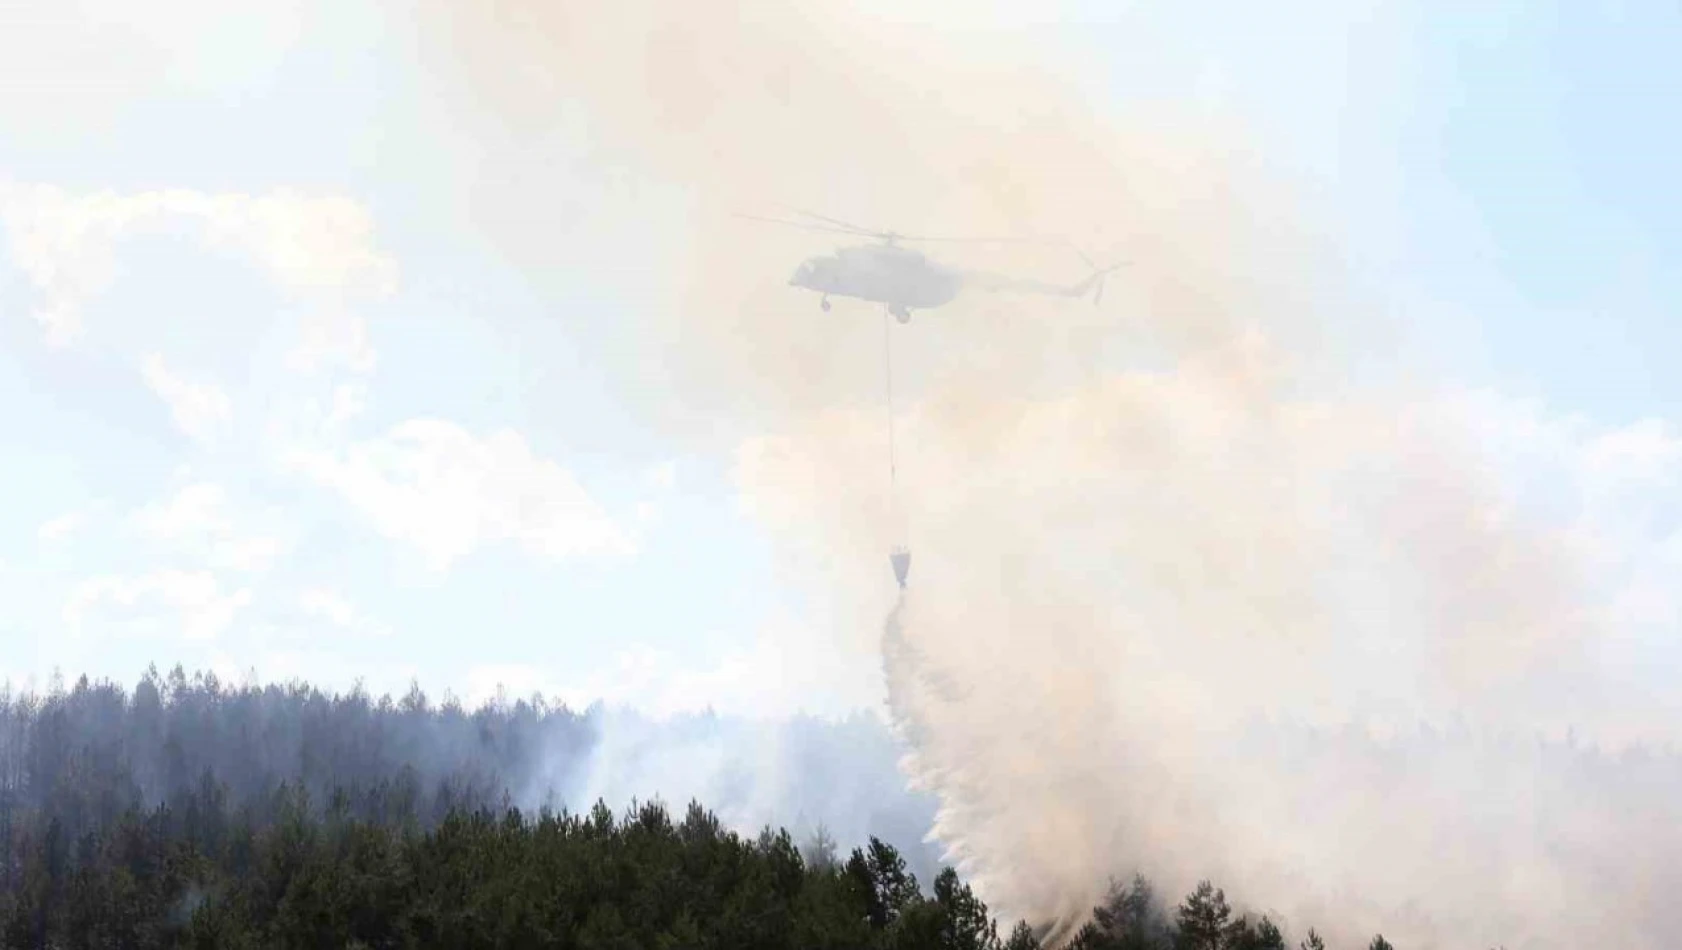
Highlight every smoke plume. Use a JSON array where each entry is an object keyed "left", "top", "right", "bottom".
[{"left": 415, "top": 3, "right": 1682, "bottom": 947}]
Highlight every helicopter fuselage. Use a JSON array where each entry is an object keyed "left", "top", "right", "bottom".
[{"left": 789, "top": 243, "right": 963, "bottom": 320}]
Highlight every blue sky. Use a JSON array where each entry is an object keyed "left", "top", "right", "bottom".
[{"left": 1, "top": 0, "right": 1678, "bottom": 714}]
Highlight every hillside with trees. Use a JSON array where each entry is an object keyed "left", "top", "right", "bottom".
[{"left": 0, "top": 668, "right": 1405, "bottom": 949}]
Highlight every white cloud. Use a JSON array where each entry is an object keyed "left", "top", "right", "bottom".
[
  {"left": 325, "top": 382, "right": 370, "bottom": 431},
  {"left": 0, "top": 182, "right": 396, "bottom": 359},
  {"left": 214, "top": 536, "right": 286, "bottom": 573},
  {"left": 299, "top": 588, "right": 356, "bottom": 626},
  {"left": 634, "top": 459, "right": 679, "bottom": 528},
  {"left": 131, "top": 483, "right": 229, "bottom": 539},
  {"left": 298, "top": 588, "right": 388, "bottom": 638},
  {"left": 289, "top": 304, "right": 378, "bottom": 374},
  {"left": 65, "top": 569, "right": 252, "bottom": 642},
  {"left": 644, "top": 459, "right": 679, "bottom": 492},
  {"left": 1580, "top": 417, "right": 1682, "bottom": 495},
  {"left": 0, "top": 1, "right": 310, "bottom": 140},
  {"left": 286, "top": 420, "right": 636, "bottom": 570},
  {"left": 262, "top": 380, "right": 373, "bottom": 454},
  {"left": 129, "top": 482, "right": 285, "bottom": 573},
  {"left": 1442, "top": 390, "right": 1682, "bottom": 537},
  {"left": 140, "top": 353, "right": 232, "bottom": 441},
  {"left": 37, "top": 509, "right": 92, "bottom": 544}
]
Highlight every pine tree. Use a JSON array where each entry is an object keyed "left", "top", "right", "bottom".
[
  {"left": 1240, "top": 916, "right": 1287, "bottom": 950},
  {"left": 934, "top": 865, "right": 1000, "bottom": 950},
  {"left": 1174, "top": 881, "right": 1231, "bottom": 950},
  {"left": 803, "top": 823, "right": 839, "bottom": 873},
  {"left": 0, "top": 666, "right": 1393, "bottom": 949},
  {"left": 1004, "top": 920, "right": 1044, "bottom": 950},
  {"left": 1078, "top": 874, "right": 1164, "bottom": 950},
  {"left": 848, "top": 836, "right": 921, "bottom": 930}
]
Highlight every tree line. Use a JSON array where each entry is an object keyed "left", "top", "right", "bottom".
[
  {"left": 0, "top": 665, "right": 940, "bottom": 879},
  {"left": 0, "top": 786, "right": 1401, "bottom": 949},
  {"left": 0, "top": 667, "right": 1415, "bottom": 948}
]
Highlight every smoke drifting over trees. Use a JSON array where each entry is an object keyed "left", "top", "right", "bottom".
[
  {"left": 0, "top": 667, "right": 1422, "bottom": 948},
  {"left": 2, "top": 0, "right": 1666, "bottom": 947},
  {"left": 406, "top": 3, "right": 1682, "bottom": 947},
  {"left": 0, "top": 666, "right": 942, "bottom": 881}
]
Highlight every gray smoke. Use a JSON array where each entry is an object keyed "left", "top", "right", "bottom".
[{"left": 412, "top": 2, "right": 1682, "bottom": 947}]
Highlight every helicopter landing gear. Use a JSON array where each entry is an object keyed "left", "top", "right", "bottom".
[
  {"left": 889, "top": 304, "right": 911, "bottom": 324},
  {"left": 820, "top": 296, "right": 831, "bottom": 312}
]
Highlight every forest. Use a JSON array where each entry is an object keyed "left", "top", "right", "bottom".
[{"left": 0, "top": 667, "right": 1408, "bottom": 949}]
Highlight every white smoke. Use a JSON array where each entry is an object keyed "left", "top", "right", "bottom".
[{"left": 413, "top": 2, "right": 1682, "bottom": 947}]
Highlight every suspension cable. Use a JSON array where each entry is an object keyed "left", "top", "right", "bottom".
[{"left": 883, "top": 306, "right": 897, "bottom": 489}]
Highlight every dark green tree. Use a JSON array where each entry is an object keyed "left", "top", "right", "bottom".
[
  {"left": 0, "top": 667, "right": 1403, "bottom": 950},
  {"left": 848, "top": 836, "right": 921, "bottom": 931},
  {"left": 933, "top": 865, "right": 1000, "bottom": 950},
  {"left": 1083, "top": 874, "right": 1165, "bottom": 950},
  {"left": 1175, "top": 880, "right": 1231, "bottom": 950},
  {"left": 1228, "top": 916, "right": 1286, "bottom": 950},
  {"left": 1004, "top": 920, "right": 1044, "bottom": 950}
]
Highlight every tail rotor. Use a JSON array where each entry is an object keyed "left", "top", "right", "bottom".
[{"left": 1069, "top": 242, "right": 1125, "bottom": 307}]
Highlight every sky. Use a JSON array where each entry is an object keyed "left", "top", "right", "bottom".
[{"left": 0, "top": 0, "right": 1678, "bottom": 718}]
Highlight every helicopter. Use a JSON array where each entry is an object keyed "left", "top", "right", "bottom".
[
  {"left": 738, "top": 210, "right": 1122, "bottom": 324},
  {"left": 736, "top": 210, "right": 1123, "bottom": 591}
]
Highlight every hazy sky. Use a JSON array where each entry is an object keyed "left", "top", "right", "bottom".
[{"left": 0, "top": 0, "right": 1677, "bottom": 716}]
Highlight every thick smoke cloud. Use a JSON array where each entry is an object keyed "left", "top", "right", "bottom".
[{"left": 417, "top": 3, "right": 1682, "bottom": 948}]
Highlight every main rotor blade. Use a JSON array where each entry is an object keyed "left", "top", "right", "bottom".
[
  {"left": 788, "top": 208, "right": 883, "bottom": 236},
  {"left": 732, "top": 213, "right": 866, "bottom": 237},
  {"left": 783, "top": 204, "right": 1099, "bottom": 245},
  {"left": 895, "top": 234, "right": 1059, "bottom": 245},
  {"left": 754, "top": 207, "right": 1101, "bottom": 252}
]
